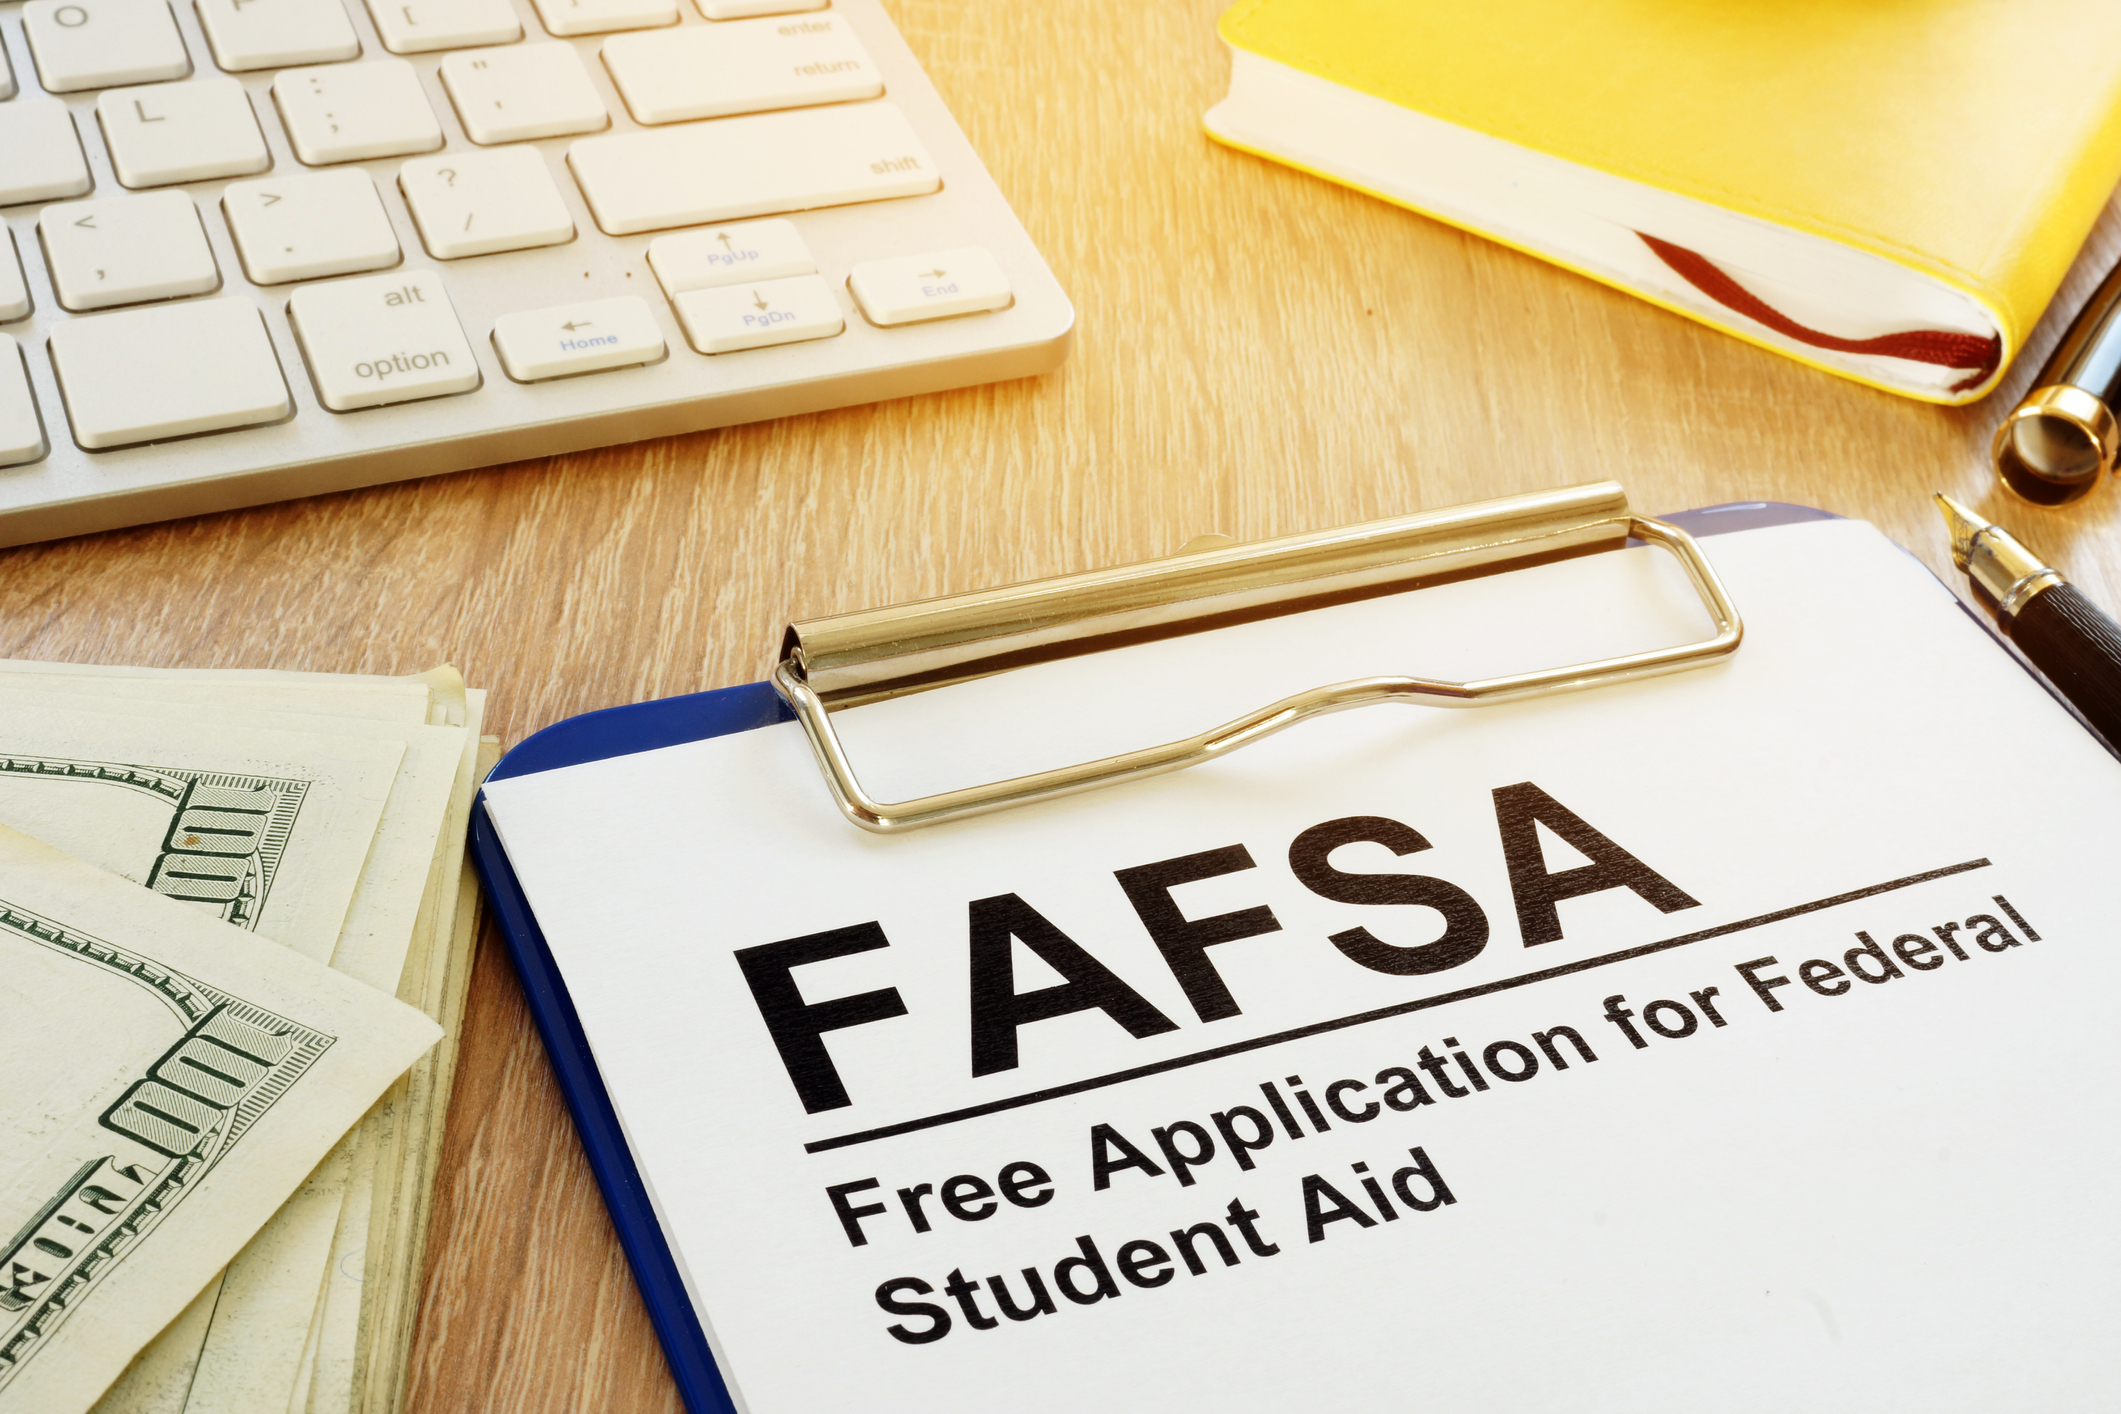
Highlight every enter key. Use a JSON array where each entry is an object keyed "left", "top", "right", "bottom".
[{"left": 848, "top": 248, "right": 1011, "bottom": 326}]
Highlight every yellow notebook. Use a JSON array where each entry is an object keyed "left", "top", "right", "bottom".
[{"left": 1206, "top": 0, "right": 2121, "bottom": 404}]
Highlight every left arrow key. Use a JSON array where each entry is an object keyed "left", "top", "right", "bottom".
[{"left": 493, "top": 296, "right": 666, "bottom": 382}]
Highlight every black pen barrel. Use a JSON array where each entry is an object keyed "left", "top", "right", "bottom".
[
  {"left": 2038, "top": 260, "right": 2121, "bottom": 409},
  {"left": 2010, "top": 582, "right": 2121, "bottom": 745}
]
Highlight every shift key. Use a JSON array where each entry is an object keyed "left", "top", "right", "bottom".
[
  {"left": 289, "top": 270, "right": 481, "bottom": 411},
  {"left": 567, "top": 102, "right": 938, "bottom": 236}
]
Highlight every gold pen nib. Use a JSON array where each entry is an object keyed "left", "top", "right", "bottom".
[{"left": 1934, "top": 492, "right": 1987, "bottom": 572}]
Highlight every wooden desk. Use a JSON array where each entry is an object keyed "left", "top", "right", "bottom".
[{"left": 6, "top": 2, "right": 2120, "bottom": 1409}]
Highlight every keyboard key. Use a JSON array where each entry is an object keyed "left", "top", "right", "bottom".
[
  {"left": 0, "top": 101, "right": 93, "bottom": 206},
  {"left": 99, "top": 78, "right": 271, "bottom": 188},
  {"left": 400, "top": 148, "right": 575, "bottom": 258},
  {"left": 0, "top": 35, "right": 15, "bottom": 100},
  {"left": 0, "top": 233, "right": 30, "bottom": 322},
  {"left": 696, "top": 0, "right": 824, "bottom": 17},
  {"left": 602, "top": 12, "right": 879, "bottom": 124},
  {"left": 288, "top": 269, "right": 481, "bottom": 409},
  {"left": 568, "top": 102, "right": 938, "bottom": 235},
  {"left": 648, "top": 219, "right": 813, "bottom": 296},
  {"left": 49, "top": 297, "right": 291, "bottom": 449},
  {"left": 196, "top": 0, "right": 361, "bottom": 71},
  {"left": 223, "top": 169, "right": 401, "bottom": 284},
  {"left": 24, "top": 0, "right": 191, "bottom": 93},
  {"left": 274, "top": 59, "right": 444, "bottom": 164},
  {"left": 365, "top": 0, "right": 521, "bottom": 54},
  {"left": 671, "top": 273, "right": 841, "bottom": 352},
  {"left": 492, "top": 295, "right": 664, "bottom": 379},
  {"left": 441, "top": 42, "right": 607, "bottom": 143},
  {"left": 41, "top": 191, "right": 220, "bottom": 311},
  {"left": 850, "top": 247, "right": 1011, "bottom": 325},
  {"left": 530, "top": 0, "right": 675, "bottom": 35},
  {"left": 0, "top": 338, "right": 46, "bottom": 466}
]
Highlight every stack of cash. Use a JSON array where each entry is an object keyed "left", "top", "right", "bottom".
[{"left": 0, "top": 660, "right": 497, "bottom": 1414}]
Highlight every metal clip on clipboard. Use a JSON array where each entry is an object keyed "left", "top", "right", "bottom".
[{"left": 773, "top": 481, "right": 1742, "bottom": 833}]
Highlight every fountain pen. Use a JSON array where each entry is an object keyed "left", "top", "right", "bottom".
[{"left": 1936, "top": 494, "right": 2121, "bottom": 745}]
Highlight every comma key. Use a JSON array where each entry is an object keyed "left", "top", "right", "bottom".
[
  {"left": 289, "top": 270, "right": 482, "bottom": 411},
  {"left": 40, "top": 190, "right": 220, "bottom": 312}
]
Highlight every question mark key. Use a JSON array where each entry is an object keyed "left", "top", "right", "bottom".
[{"left": 398, "top": 149, "right": 575, "bottom": 260}]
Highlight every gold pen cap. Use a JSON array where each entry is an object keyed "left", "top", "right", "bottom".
[{"left": 1994, "top": 255, "right": 2121, "bottom": 505}]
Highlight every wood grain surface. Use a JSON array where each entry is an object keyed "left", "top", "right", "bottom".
[{"left": 7, "top": 2, "right": 2121, "bottom": 1410}]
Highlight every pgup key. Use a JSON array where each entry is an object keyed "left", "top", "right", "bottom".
[{"left": 649, "top": 219, "right": 815, "bottom": 297}]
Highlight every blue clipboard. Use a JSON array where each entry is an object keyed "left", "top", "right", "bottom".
[{"left": 466, "top": 501, "right": 1841, "bottom": 1414}]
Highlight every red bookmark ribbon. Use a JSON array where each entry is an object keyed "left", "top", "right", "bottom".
[{"left": 1637, "top": 232, "right": 2000, "bottom": 392}]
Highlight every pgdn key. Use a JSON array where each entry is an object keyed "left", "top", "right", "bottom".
[{"left": 673, "top": 274, "right": 843, "bottom": 353}]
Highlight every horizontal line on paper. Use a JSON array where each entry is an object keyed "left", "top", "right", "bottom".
[{"left": 802, "top": 857, "right": 1994, "bottom": 1155}]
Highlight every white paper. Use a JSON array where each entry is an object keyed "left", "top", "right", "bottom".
[{"left": 485, "top": 518, "right": 2121, "bottom": 1413}]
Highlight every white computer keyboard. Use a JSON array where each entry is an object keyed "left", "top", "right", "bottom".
[{"left": 0, "top": 0, "right": 1073, "bottom": 546}]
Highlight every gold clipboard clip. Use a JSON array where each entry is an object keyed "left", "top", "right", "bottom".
[{"left": 773, "top": 481, "right": 1742, "bottom": 833}]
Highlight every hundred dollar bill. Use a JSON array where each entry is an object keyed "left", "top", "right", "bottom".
[
  {"left": 0, "top": 705, "right": 402, "bottom": 963},
  {"left": 0, "top": 688, "right": 464, "bottom": 980},
  {"left": 55, "top": 678, "right": 480, "bottom": 1414},
  {"left": 0, "top": 825, "right": 440, "bottom": 1414}
]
